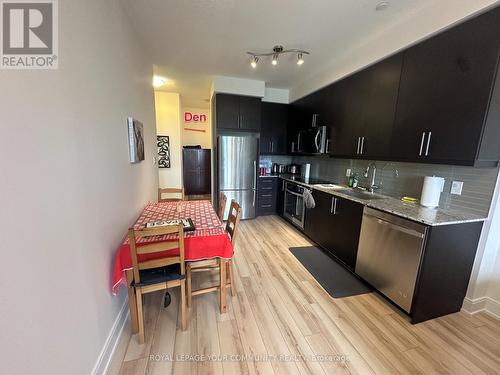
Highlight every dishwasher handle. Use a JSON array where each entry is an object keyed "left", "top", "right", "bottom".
[{"left": 370, "top": 216, "right": 425, "bottom": 239}]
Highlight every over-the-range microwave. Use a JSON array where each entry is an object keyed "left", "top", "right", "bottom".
[{"left": 296, "top": 126, "right": 328, "bottom": 154}]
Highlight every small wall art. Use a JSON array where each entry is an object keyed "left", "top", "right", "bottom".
[
  {"left": 127, "top": 117, "right": 145, "bottom": 163},
  {"left": 157, "top": 135, "right": 170, "bottom": 168}
]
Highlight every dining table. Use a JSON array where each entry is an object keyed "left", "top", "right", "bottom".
[{"left": 112, "top": 200, "right": 233, "bottom": 333}]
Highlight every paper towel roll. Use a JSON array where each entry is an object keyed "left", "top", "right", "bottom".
[{"left": 420, "top": 176, "right": 445, "bottom": 208}]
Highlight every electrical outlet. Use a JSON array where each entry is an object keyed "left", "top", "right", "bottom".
[
  {"left": 451, "top": 181, "right": 463, "bottom": 195},
  {"left": 346, "top": 168, "right": 352, "bottom": 177}
]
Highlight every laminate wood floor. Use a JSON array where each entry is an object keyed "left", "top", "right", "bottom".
[{"left": 109, "top": 215, "right": 500, "bottom": 375}]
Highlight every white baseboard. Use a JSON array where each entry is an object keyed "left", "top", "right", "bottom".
[
  {"left": 92, "top": 300, "right": 129, "bottom": 375},
  {"left": 462, "top": 296, "right": 500, "bottom": 319}
]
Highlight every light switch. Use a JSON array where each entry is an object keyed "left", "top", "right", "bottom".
[{"left": 451, "top": 181, "right": 463, "bottom": 195}]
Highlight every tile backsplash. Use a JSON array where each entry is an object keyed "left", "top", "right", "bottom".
[{"left": 288, "top": 156, "right": 499, "bottom": 217}]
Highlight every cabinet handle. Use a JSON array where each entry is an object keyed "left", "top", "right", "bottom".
[
  {"left": 240, "top": 115, "right": 244, "bottom": 128},
  {"left": 282, "top": 180, "right": 285, "bottom": 191},
  {"left": 271, "top": 141, "right": 274, "bottom": 153},
  {"left": 356, "top": 137, "right": 361, "bottom": 155},
  {"left": 261, "top": 194, "right": 273, "bottom": 198},
  {"left": 360, "top": 137, "right": 365, "bottom": 155},
  {"left": 419, "top": 132, "right": 426, "bottom": 156},
  {"left": 425, "top": 131, "right": 432, "bottom": 156},
  {"left": 326, "top": 139, "right": 331, "bottom": 154},
  {"left": 330, "top": 197, "right": 338, "bottom": 214}
]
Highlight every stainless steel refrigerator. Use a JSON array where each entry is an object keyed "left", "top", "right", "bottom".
[{"left": 217, "top": 134, "right": 258, "bottom": 220}]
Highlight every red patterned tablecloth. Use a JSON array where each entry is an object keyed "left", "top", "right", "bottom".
[{"left": 112, "top": 200, "right": 233, "bottom": 294}]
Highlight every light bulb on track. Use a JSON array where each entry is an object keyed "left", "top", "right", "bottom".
[{"left": 297, "top": 53, "right": 304, "bottom": 65}]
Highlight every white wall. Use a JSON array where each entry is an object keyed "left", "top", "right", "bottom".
[
  {"left": 0, "top": 1, "right": 157, "bottom": 374},
  {"left": 212, "top": 75, "right": 266, "bottom": 97},
  {"left": 155, "top": 92, "right": 183, "bottom": 188},
  {"left": 262, "top": 87, "right": 290, "bottom": 104},
  {"left": 464, "top": 170, "right": 500, "bottom": 317}
]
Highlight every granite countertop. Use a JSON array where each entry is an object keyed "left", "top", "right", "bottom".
[{"left": 278, "top": 175, "right": 487, "bottom": 226}]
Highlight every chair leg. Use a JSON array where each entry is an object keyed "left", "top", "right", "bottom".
[
  {"left": 186, "top": 263, "right": 192, "bottom": 308},
  {"left": 126, "top": 270, "right": 139, "bottom": 333},
  {"left": 219, "top": 258, "right": 227, "bottom": 313},
  {"left": 135, "top": 288, "right": 145, "bottom": 344},
  {"left": 180, "top": 281, "right": 187, "bottom": 330},
  {"left": 228, "top": 260, "right": 236, "bottom": 297}
]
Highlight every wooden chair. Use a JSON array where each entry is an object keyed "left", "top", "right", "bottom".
[
  {"left": 217, "top": 192, "right": 227, "bottom": 221},
  {"left": 186, "top": 200, "right": 241, "bottom": 312},
  {"left": 128, "top": 224, "right": 187, "bottom": 344},
  {"left": 158, "top": 187, "right": 184, "bottom": 202}
]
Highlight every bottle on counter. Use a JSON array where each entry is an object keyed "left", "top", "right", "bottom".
[{"left": 352, "top": 173, "right": 359, "bottom": 188}]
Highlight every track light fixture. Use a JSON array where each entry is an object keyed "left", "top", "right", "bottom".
[{"left": 247, "top": 45, "right": 309, "bottom": 68}]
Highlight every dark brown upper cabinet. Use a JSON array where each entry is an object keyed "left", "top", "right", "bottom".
[
  {"left": 289, "top": 6, "right": 500, "bottom": 166},
  {"left": 390, "top": 7, "right": 500, "bottom": 166},
  {"left": 214, "top": 93, "right": 261, "bottom": 131},
  {"left": 260, "top": 102, "right": 288, "bottom": 154},
  {"left": 293, "top": 54, "right": 403, "bottom": 159}
]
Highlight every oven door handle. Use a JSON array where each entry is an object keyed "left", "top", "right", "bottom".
[{"left": 285, "top": 189, "right": 304, "bottom": 197}]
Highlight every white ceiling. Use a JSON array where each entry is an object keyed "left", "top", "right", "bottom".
[{"left": 122, "top": 0, "right": 500, "bottom": 106}]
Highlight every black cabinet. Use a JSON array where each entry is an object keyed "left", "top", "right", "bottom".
[
  {"left": 257, "top": 177, "right": 278, "bottom": 215},
  {"left": 287, "top": 7, "right": 500, "bottom": 166},
  {"left": 292, "top": 54, "right": 402, "bottom": 159},
  {"left": 261, "top": 102, "right": 288, "bottom": 154},
  {"left": 215, "top": 94, "right": 261, "bottom": 131},
  {"left": 239, "top": 96, "right": 262, "bottom": 130},
  {"left": 360, "top": 54, "right": 403, "bottom": 159},
  {"left": 304, "top": 188, "right": 332, "bottom": 249},
  {"left": 304, "top": 189, "right": 363, "bottom": 269},
  {"left": 183, "top": 148, "right": 211, "bottom": 195},
  {"left": 391, "top": 7, "right": 500, "bottom": 166},
  {"left": 329, "top": 54, "right": 403, "bottom": 159}
]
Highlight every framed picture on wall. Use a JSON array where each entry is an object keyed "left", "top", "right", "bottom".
[
  {"left": 157, "top": 135, "right": 170, "bottom": 168},
  {"left": 127, "top": 117, "right": 145, "bottom": 163}
]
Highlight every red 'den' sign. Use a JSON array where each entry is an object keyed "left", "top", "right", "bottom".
[{"left": 184, "top": 112, "right": 207, "bottom": 123}]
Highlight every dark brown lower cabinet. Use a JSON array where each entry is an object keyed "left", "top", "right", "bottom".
[
  {"left": 304, "top": 189, "right": 363, "bottom": 270},
  {"left": 183, "top": 148, "right": 211, "bottom": 195},
  {"left": 257, "top": 177, "right": 278, "bottom": 215}
]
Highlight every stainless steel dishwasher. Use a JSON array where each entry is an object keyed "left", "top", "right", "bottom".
[{"left": 355, "top": 207, "right": 427, "bottom": 313}]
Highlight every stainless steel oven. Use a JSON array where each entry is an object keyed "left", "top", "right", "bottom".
[{"left": 283, "top": 181, "right": 309, "bottom": 229}]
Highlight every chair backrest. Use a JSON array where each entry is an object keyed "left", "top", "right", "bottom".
[
  {"left": 225, "top": 200, "right": 242, "bottom": 245},
  {"left": 128, "top": 224, "right": 185, "bottom": 284},
  {"left": 217, "top": 192, "right": 227, "bottom": 221},
  {"left": 158, "top": 187, "right": 184, "bottom": 202}
]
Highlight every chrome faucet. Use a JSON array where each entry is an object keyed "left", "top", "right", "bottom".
[{"left": 364, "top": 162, "right": 378, "bottom": 192}]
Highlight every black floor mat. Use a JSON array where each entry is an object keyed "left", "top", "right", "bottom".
[{"left": 289, "top": 246, "right": 372, "bottom": 298}]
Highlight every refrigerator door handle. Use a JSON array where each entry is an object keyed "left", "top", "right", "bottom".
[{"left": 253, "top": 160, "right": 257, "bottom": 189}]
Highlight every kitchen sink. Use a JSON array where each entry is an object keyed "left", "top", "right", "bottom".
[{"left": 335, "top": 189, "right": 386, "bottom": 200}]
